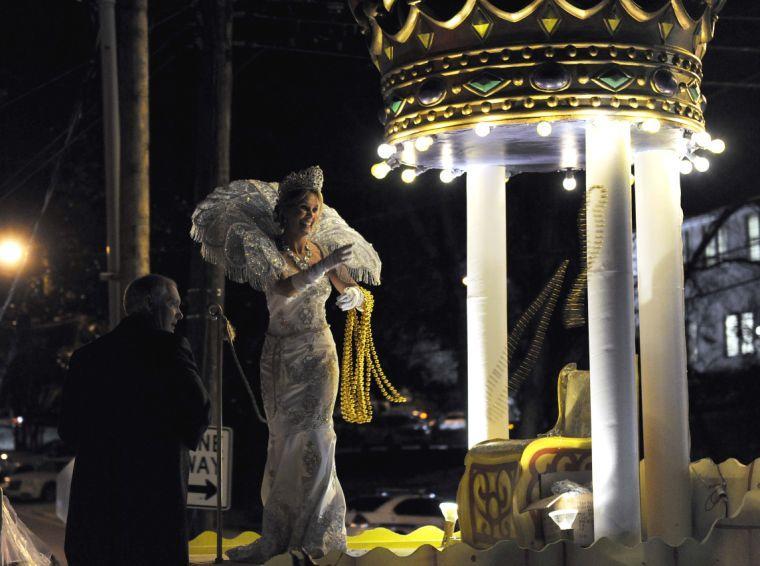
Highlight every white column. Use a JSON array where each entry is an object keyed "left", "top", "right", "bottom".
[
  {"left": 634, "top": 149, "right": 691, "bottom": 544},
  {"left": 585, "top": 120, "right": 641, "bottom": 545},
  {"left": 466, "top": 165, "right": 509, "bottom": 447}
]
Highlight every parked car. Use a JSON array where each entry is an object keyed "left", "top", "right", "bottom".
[
  {"left": 345, "top": 492, "right": 446, "bottom": 535},
  {"left": 359, "top": 412, "right": 432, "bottom": 450},
  {"left": 431, "top": 411, "right": 467, "bottom": 448},
  {"left": 3, "top": 458, "right": 69, "bottom": 501}
]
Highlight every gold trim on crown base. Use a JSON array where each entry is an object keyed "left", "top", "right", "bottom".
[
  {"left": 351, "top": 0, "right": 723, "bottom": 170},
  {"left": 381, "top": 42, "right": 705, "bottom": 148}
]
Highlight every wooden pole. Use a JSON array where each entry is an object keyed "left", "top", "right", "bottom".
[
  {"left": 186, "top": 0, "right": 233, "bottom": 535},
  {"left": 98, "top": 0, "right": 122, "bottom": 328},
  {"left": 117, "top": 0, "right": 150, "bottom": 286},
  {"left": 188, "top": 0, "right": 232, "bottom": 389}
]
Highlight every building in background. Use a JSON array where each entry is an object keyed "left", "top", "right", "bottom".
[{"left": 683, "top": 202, "right": 760, "bottom": 374}]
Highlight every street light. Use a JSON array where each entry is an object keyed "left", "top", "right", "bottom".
[{"left": 0, "top": 238, "right": 25, "bottom": 269}]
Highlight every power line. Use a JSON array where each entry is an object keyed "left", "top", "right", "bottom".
[
  {"left": 0, "top": 9, "right": 195, "bottom": 205},
  {"left": 241, "top": 12, "right": 360, "bottom": 28},
  {"left": 0, "top": 111, "right": 101, "bottom": 205},
  {"left": 235, "top": 49, "right": 267, "bottom": 77},
  {"left": 703, "top": 69, "right": 760, "bottom": 97},
  {"left": 0, "top": 61, "right": 91, "bottom": 113},
  {"left": 0, "top": 128, "right": 70, "bottom": 193},
  {"left": 703, "top": 81, "right": 760, "bottom": 89},
  {"left": 721, "top": 16, "right": 760, "bottom": 22},
  {"left": 233, "top": 41, "right": 368, "bottom": 60},
  {"left": 709, "top": 45, "right": 760, "bottom": 54},
  {"left": 151, "top": 1, "right": 196, "bottom": 30},
  {"left": 0, "top": 3, "right": 194, "bottom": 115}
]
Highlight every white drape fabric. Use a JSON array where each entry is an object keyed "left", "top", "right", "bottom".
[
  {"left": 634, "top": 148, "right": 691, "bottom": 544},
  {"left": 466, "top": 165, "right": 509, "bottom": 447},
  {"left": 585, "top": 120, "right": 641, "bottom": 545},
  {"left": 1, "top": 495, "right": 53, "bottom": 565}
]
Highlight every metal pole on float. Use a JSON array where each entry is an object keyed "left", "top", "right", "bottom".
[
  {"left": 634, "top": 148, "right": 691, "bottom": 544},
  {"left": 466, "top": 165, "right": 509, "bottom": 447},
  {"left": 585, "top": 120, "right": 641, "bottom": 545},
  {"left": 98, "top": 0, "right": 122, "bottom": 328},
  {"left": 208, "top": 304, "right": 225, "bottom": 564}
]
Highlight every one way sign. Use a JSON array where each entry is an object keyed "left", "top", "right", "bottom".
[{"left": 187, "top": 426, "right": 232, "bottom": 510}]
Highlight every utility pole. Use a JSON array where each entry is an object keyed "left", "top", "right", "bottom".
[
  {"left": 117, "top": 0, "right": 150, "bottom": 287},
  {"left": 98, "top": 0, "right": 122, "bottom": 328},
  {"left": 187, "top": 0, "right": 233, "bottom": 534}
]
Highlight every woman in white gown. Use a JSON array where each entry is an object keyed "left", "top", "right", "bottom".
[{"left": 191, "top": 166, "right": 381, "bottom": 563}]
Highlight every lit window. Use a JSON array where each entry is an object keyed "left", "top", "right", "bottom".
[
  {"left": 748, "top": 213, "right": 760, "bottom": 261},
  {"left": 725, "top": 314, "right": 739, "bottom": 357},
  {"left": 705, "top": 227, "right": 728, "bottom": 267},
  {"left": 741, "top": 312, "right": 755, "bottom": 355},
  {"left": 726, "top": 312, "right": 756, "bottom": 357},
  {"left": 718, "top": 227, "right": 728, "bottom": 257}
]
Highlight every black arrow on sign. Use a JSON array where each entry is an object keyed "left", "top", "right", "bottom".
[{"left": 188, "top": 479, "right": 218, "bottom": 500}]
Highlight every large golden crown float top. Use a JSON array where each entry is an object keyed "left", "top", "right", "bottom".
[{"left": 349, "top": 0, "right": 726, "bottom": 176}]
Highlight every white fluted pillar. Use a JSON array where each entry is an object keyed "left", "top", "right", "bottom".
[
  {"left": 634, "top": 148, "right": 691, "bottom": 544},
  {"left": 466, "top": 165, "right": 509, "bottom": 447},
  {"left": 585, "top": 120, "right": 641, "bottom": 545}
]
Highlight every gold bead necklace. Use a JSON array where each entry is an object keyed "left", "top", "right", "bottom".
[{"left": 340, "top": 287, "right": 406, "bottom": 423}]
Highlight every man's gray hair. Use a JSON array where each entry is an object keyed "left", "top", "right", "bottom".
[{"left": 123, "top": 274, "right": 177, "bottom": 316}]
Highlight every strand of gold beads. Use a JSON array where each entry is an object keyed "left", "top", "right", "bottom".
[{"left": 340, "top": 287, "right": 406, "bottom": 423}]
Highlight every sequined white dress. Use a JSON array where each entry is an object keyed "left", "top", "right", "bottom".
[
  {"left": 227, "top": 269, "right": 346, "bottom": 562},
  {"left": 191, "top": 176, "right": 381, "bottom": 563}
]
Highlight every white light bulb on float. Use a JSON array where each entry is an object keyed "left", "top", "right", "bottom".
[
  {"left": 474, "top": 123, "right": 491, "bottom": 137},
  {"left": 414, "top": 136, "right": 434, "bottom": 152},
  {"left": 640, "top": 118, "right": 661, "bottom": 133},
  {"left": 549, "top": 508, "right": 579, "bottom": 531},
  {"left": 679, "top": 159, "right": 694, "bottom": 175},
  {"left": 692, "top": 131, "right": 712, "bottom": 148},
  {"left": 370, "top": 162, "right": 391, "bottom": 179},
  {"left": 536, "top": 121, "right": 552, "bottom": 137},
  {"left": 440, "top": 170, "right": 456, "bottom": 183},
  {"left": 377, "top": 143, "right": 396, "bottom": 159},
  {"left": 693, "top": 156, "right": 710, "bottom": 172},
  {"left": 709, "top": 138, "right": 726, "bottom": 154},
  {"left": 562, "top": 170, "right": 577, "bottom": 191},
  {"left": 401, "top": 168, "right": 417, "bottom": 183}
]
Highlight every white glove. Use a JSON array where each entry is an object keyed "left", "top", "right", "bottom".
[
  {"left": 291, "top": 244, "right": 353, "bottom": 291},
  {"left": 336, "top": 286, "right": 364, "bottom": 312}
]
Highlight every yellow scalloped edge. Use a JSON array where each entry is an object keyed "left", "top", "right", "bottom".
[
  {"left": 349, "top": 525, "right": 457, "bottom": 549},
  {"left": 189, "top": 530, "right": 260, "bottom": 555},
  {"left": 189, "top": 526, "right": 459, "bottom": 556}
]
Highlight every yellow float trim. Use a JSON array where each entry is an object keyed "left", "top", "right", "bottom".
[{"left": 189, "top": 526, "right": 460, "bottom": 555}]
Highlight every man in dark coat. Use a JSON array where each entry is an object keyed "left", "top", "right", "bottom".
[{"left": 59, "top": 274, "right": 211, "bottom": 566}]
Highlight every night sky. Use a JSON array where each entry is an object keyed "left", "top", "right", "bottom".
[{"left": 1, "top": 0, "right": 760, "bottom": 521}]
